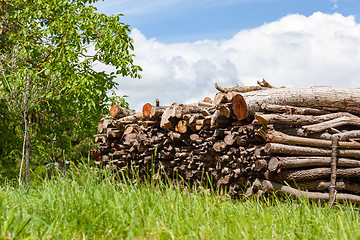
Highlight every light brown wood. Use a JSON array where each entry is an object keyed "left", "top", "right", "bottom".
[
  {"left": 264, "top": 143, "right": 360, "bottom": 159},
  {"left": 273, "top": 167, "right": 360, "bottom": 182},
  {"left": 268, "top": 156, "right": 360, "bottom": 171},
  {"left": 262, "top": 180, "right": 360, "bottom": 205},
  {"left": 110, "top": 105, "right": 134, "bottom": 119},
  {"left": 255, "top": 112, "right": 356, "bottom": 126},
  {"left": 257, "top": 128, "right": 360, "bottom": 149},
  {"left": 237, "top": 86, "right": 360, "bottom": 119},
  {"left": 260, "top": 104, "right": 330, "bottom": 115},
  {"left": 302, "top": 116, "right": 360, "bottom": 133},
  {"left": 329, "top": 136, "right": 339, "bottom": 208}
]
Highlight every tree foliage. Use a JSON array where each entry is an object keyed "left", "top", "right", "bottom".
[{"left": 0, "top": 0, "right": 141, "bottom": 180}]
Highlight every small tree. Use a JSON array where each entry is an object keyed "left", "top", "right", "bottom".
[{"left": 0, "top": 0, "right": 142, "bottom": 184}]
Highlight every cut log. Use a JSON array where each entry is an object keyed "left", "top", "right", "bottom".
[
  {"left": 264, "top": 143, "right": 360, "bottom": 159},
  {"left": 232, "top": 94, "right": 247, "bottom": 120},
  {"left": 288, "top": 180, "right": 360, "bottom": 194},
  {"left": 203, "top": 97, "right": 212, "bottom": 103},
  {"left": 110, "top": 105, "right": 134, "bottom": 119},
  {"left": 268, "top": 156, "right": 360, "bottom": 171},
  {"left": 273, "top": 167, "right": 360, "bottom": 182},
  {"left": 234, "top": 86, "right": 360, "bottom": 120},
  {"left": 215, "top": 82, "right": 265, "bottom": 93},
  {"left": 257, "top": 128, "right": 360, "bottom": 149},
  {"left": 213, "top": 141, "right": 227, "bottom": 152},
  {"left": 214, "top": 92, "right": 228, "bottom": 105},
  {"left": 302, "top": 116, "right": 360, "bottom": 133},
  {"left": 255, "top": 112, "right": 356, "bottom": 126},
  {"left": 260, "top": 104, "right": 330, "bottom": 115},
  {"left": 334, "top": 130, "right": 360, "bottom": 141},
  {"left": 175, "top": 120, "right": 187, "bottom": 133},
  {"left": 262, "top": 180, "right": 360, "bottom": 205}
]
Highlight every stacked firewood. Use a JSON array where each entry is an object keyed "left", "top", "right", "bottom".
[{"left": 92, "top": 80, "right": 360, "bottom": 204}]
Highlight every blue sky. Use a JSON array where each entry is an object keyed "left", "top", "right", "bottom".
[
  {"left": 93, "top": 0, "right": 360, "bottom": 111},
  {"left": 95, "top": 0, "right": 359, "bottom": 42}
]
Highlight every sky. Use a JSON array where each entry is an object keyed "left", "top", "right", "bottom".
[{"left": 93, "top": 0, "right": 360, "bottom": 111}]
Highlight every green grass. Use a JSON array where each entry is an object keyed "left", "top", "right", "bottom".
[{"left": 1, "top": 164, "right": 360, "bottom": 239}]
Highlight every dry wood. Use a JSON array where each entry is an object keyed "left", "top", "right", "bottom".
[
  {"left": 214, "top": 92, "right": 228, "bottom": 105},
  {"left": 303, "top": 116, "right": 360, "bottom": 133},
  {"left": 260, "top": 104, "right": 330, "bottom": 115},
  {"left": 257, "top": 128, "right": 360, "bottom": 149},
  {"left": 334, "top": 130, "right": 360, "bottom": 141},
  {"left": 268, "top": 156, "right": 360, "bottom": 171},
  {"left": 273, "top": 167, "right": 360, "bottom": 182},
  {"left": 262, "top": 180, "right": 360, "bottom": 205},
  {"left": 255, "top": 112, "right": 356, "bottom": 126},
  {"left": 329, "top": 136, "right": 339, "bottom": 208},
  {"left": 215, "top": 82, "right": 265, "bottom": 93},
  {"left": 213, "top": 141, "right": 227, "bottom": 152},
  {"left": 110, "top": 105, "right": 134, "bottom": 119},
  {"left": 219, "top": 105, "right": 232, "bottom": 118},
  {"left": 175, "top": 120, "right": 187, "bottom": 133},
  {"left": 203, "top": 97, "right": 212, "bottom": 103},
  {"left": 288, "top": 180, "right": 360, "bottom": 194},
  {"left": 264, "top": 143, "right": 360, "bottom": 159},
  {"left": 235, "top": 86, "right": 360, "bottom": 120}
]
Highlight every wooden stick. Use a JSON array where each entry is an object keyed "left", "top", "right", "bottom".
[
  {"left": 273, "top": 167, "right": 360, "bottom": 182},
  {"left": 264, "top": 143, "right": 360, "bottom": 159},
  {"left": 329, "top": 136, "right": 339, "bottom": 208},
  {"left": 268, "top": 156, "right": 360, "bottom": 171},
  {"left": 260, "top": 104, "right": 330, "bottom": 115},
  {"left": 257, "top": 128, "right": 360, "bottom": 149},
  {"left": 262, "top": 180, "right": 360, "bottom": 205},
  {"left": 256, "top": 112, "right": 356, "bottom": 126},
  {"left": 303, "top": 116, "right": 360, "bottom": 133}
]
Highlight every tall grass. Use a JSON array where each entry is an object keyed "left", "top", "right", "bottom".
[{"left": 1, "top": 163, "right": 360, "bottom": 239}]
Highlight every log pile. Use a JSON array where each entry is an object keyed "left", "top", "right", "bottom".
[{"left": 92, "top": 80, "right": 360, "bottom": 205}]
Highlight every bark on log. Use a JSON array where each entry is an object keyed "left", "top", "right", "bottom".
[
  {"left": 110, "top": 105, "right": 134, "bottom": 119},
  {"left": 215, "top": 83, "right": 265, "bottom": 93},
  {"left": 233, "top": 87, "right": 360, "bottom": 120},
  {"left": 329, "top": 136, "right": 339, "bottom": 208},
  {"left": 257, "top": 128, "right": 360, "bottom": 149},
  {"left": 302, "top": 116, "right": 360, "bottom": 133},
  {"left": 260, "top": 104, "right": 330, "bottom": 115},
  {"left": 262, "top": 180, "right": 360, "bottom": 205},
  {"left": 255, "top": 112, "right": 357, "bottom": 126},
  {"left": 334, "top": 130, "right": 360, "bottom": 141},
  {"left": 264, "top": 143, "right": 360, "bottom": 159},
  {"left": 268, "top": 156, "right": 360, "bottom": 171},
  {"left": 273, "top": 167, "right": 360, "bottom": 182},
  {"left": 288, "top": 180, "right": 360, "bottom": 194}
]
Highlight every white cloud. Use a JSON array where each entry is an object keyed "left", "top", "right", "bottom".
[{"left": 99, "top": 12, "right": 360, "bottom": 111}]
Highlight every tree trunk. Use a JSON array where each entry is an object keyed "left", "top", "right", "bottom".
[
  {"left": 24, "top": 74, "right": 30, "bottom": 188},
  {"left": 233, "top": 87, "right": 360, "bottom": 120}
]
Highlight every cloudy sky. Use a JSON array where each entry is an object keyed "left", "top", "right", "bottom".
[{"left": 93, "top": 0, "right": 360, "bottom": 111}]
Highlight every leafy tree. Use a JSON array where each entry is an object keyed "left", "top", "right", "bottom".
[{"left": 0, "top": 0, "right": 141, "bottom": 183}]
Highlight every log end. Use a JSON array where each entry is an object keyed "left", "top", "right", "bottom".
[
  {"left": 232, "top": 94, "right": 247, "bottom": 120},
  {"left": 110, "top": 104, "right": 120, "bottom": 118},
  {"left": 268, "top": 157, "right": 280, "bottom": 172},
  {"left": 203, "top": 97, "right": 213, "bottom": 103},
  {"left": 142, "top": 103, "right": 152, "bottom": 118}
]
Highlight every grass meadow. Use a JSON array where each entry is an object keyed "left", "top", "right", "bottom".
[{"left": 1, "top": 162, "right": 360, "bottom": 239}]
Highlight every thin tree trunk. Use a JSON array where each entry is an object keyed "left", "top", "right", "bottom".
[{"left": 24, "top": 74, "right": 30, "bottom": 188}]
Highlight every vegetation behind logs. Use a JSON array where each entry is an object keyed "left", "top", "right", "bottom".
[{"left": 92, "top": 80, "right": 360, "bottom": 204}]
